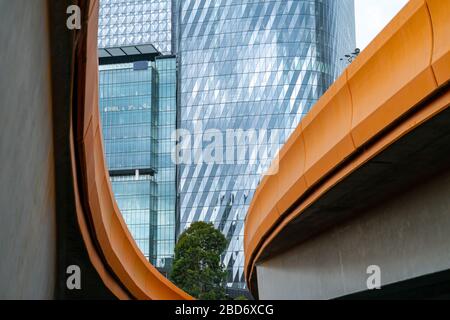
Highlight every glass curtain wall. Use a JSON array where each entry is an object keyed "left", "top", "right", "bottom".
[
  {"left": 154, "top": 56, "right": 178, "bottom": 274},
  {"left": 99, "top": 62, "right": 159, "bottom": 261},
  {"left": 176, "top": 0, "right": 356, "bottom": 289},
  {"left": 99, "top": 59, "right": 178, "bottom": 272}
]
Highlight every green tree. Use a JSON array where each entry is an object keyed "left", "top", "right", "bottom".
[{"left": 171, "top": 222, "right": 228, "bottom": 300}]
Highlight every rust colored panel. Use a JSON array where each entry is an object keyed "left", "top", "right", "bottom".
[
  {"left": 302, "top": 72, "right": 355, "bottom": 187},
  {"left": 426, "top": 0, "right": 450, "bottom": 86},
  {"left": 275, "top": 136, "right": 307, "bottom": 215},
  {"left": 244, "top": 175, "right": 281, "bottom": 253},
  {"left": 348, "top": 0, "right": 436, "bottom": 147}
]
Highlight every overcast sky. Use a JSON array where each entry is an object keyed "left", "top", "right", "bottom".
[{"left": 355, "top": 0, "right": 409, "bottom": 49}]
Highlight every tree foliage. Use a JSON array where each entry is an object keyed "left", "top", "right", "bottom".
[{"left": 171, "top": 222, "right": 228, "bottom": 300}]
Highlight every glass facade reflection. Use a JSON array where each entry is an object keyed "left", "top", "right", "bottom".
[
  {"left": 99, "top": 61, "right": 158, "bottom": 261},
  {"left": 99, "top": 56, "right": 178, "bottom": 274},
  {"left": 176, "top": 0, "right": 356, "bottom": 289},
  {"left": 98, "top": 0, "right": 173, "bottom": 54},
  {"left": 154, "top": 57, "right": 178, "bottom": 271}
]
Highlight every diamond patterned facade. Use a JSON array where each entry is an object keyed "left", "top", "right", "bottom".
[
  {"left": 98, "top": 0, "right": 173, "bottom": 54},
  {"left": 176, "top": 0, "right": 356, "bottom": 289}
]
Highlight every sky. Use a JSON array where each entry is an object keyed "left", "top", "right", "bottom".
[{"left": 355, "top": 0, "right": 409, "bottom": 50}]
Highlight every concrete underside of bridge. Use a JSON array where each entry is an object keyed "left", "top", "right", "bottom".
[{"left": 256, "top": 97, "right": 450, "bottom": 300}]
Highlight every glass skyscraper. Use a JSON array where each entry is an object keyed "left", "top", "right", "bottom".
[
  {"left": 154, "top": 57, "right": 178, "bottom": 271},
  {"left": 175, "top": 0, "right": 356, "bottom": 290},
  {"left": 98, "top": 0, "right": 178, "bottom": 275},
  {"left": 99, "top": 56, "right": 178, "bottom": 274},
  {"left": 99, "top": 61, "right": 158, "bottom": 261}
]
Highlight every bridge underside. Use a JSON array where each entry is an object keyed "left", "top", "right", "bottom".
[
  {"left": 256, "top": 90, "right": 450, "bottom": 299},
  {"left": 245, "top": 0, "right": 450, "bottom": 299}
]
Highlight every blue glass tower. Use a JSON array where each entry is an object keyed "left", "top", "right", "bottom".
[
  {"left": 99, "top": 56, "right": 178, "bottom": 274},
  {"left": 154, "top": 56, "right": 178, "bottom": 270},
  {"left": 175, "top": 0, "right": 356, "bottom": 289},
  {"left": 98, "top": 0, "right": 178, "bottom": 275},
  {"left": 99, "top": 61, "right": 159, "bottom": 261}
]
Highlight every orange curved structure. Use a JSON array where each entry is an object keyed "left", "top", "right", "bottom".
[
  {"left": 69, "top": 0, "right": 193, "bottom": 300},
  {"left": 244, "top": 0, "right": 450, "bottom": 295}
]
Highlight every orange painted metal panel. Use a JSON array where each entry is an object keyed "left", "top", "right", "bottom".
[
  {"left": 426, "top": 0, "right": 450, "bottom": 86},
  {"left": 257, "top": 175, "right": 281, "bottom": 220},
  {"left": 244, "top": 197, "right": 260, "bottom": 247},
  {"left": 348, "top": 0, "right": 436, "bottom": 148},
  {"left": 275, "top": 135, "right": 307, "bottom": 215},
  {"left": 244, "top": 174, "right": 281, "bottom": 254},
  {"left": 302, "top": 72, "right": 355, "bottom": 187}
]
